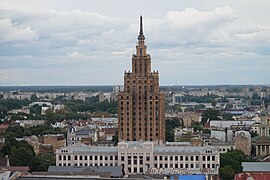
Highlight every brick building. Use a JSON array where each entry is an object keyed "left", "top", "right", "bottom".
[{"left": 118, "top": 16, "right": 165, "bottom": 143}]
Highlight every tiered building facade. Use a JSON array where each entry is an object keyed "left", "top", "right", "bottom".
[{"left": 118, "top": 16, "right": 165, "bottom": 143}]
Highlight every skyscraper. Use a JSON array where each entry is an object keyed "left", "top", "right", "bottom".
[{"left": 118, "top": 16, "right": 165, "bottom": 144}]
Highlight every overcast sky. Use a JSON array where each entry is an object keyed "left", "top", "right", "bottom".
[{"left": 0, "top": 0, "right": 270, "bottom": 86}]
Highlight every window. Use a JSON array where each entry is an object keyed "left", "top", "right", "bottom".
[
  {"left": 84, "top": 156, "right": 87, "bottom": 160},
  {"left": 95, "top": 156, "right": 98, "bottom": 160},
  {"left": 68, "top": 156, "right": 71, "bottom": 160},
  {"left": 121, "top": 156, "right": 125, "bottom": 161},
  {"left": 175, "top": 164, "right": 178, "bottom": 168},
  {"left": 175, "top": 156, "right": 178, "bottom": 161},
  {"left": 146, "top": 156, "right": 150, "bottom": 161},
  {"left": 80, "top": 156, "right": 83, "bottom": 160},
  {"left": 185, "top": 164, "right": 188, "bottom": 168},
  {"left": 159, "top": 156, "right": 162, "bottom": 161},
  {"left": 185, "top": 156, "right": 188, "bottom": 161},
  {"left": 154, "top": 156, "right": 157, "bottom": 161},
  {"left": 180, "top": 156, "right": 183, "bottom": 161},
  {"left": 170, "top": 156, "right": 173, "bottom": 161},
  {"left": 59, "top": 156, "right": 62, "bottom": 160},
  {"left": 90, "top": 156, "right": 92, "bottom": 160},
  {"left": 212, "top": 156, "right": 215, "bottom": 161},
  {"left": 203, "top": 156, "right": 206, "bottom": 161},
  {"left": 196, "top": 156, "right": 199, "bottom": 161},
  {"left": 75, "top": 156, "right": 77, "bottom": 160}
]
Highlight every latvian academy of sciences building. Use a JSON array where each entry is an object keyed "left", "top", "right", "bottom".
[{"left": 56, "top": 16, "right": 220, "bottom": 179}]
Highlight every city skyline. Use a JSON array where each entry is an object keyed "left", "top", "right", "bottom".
[{"left": 0, "top": 0, "right": 270, "bottom": 86}]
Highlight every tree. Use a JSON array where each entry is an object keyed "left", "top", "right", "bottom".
[
  {"left": 220, "top": 165, "right": 235, "bottom": 180},
  {"left": 201, "top": 109, "right": 220, "bottom": 124},
  {"left": 222, "top": 113, "right": 234, "bottom": 120},
  {"left": 30, "top": 104, "right": 41, "bottom": 115},
  {"left": 45, "top": 108, "right": 56, "bottom": 125},
  {"left": 220, "top": 150, "right": 253, "bottom": 180},
  {"left": 30, "top": 94, "right": 39, "bottom": 102},
  {"left": 211, "top": 99, "right": 217, "bottom": 107},
  {"left": 165, "top": 118, "right": 182, "bottom": 142}
]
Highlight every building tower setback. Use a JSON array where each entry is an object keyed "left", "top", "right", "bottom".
[{"left": 118, "top": 16, "right": 165, "bottom": 144}]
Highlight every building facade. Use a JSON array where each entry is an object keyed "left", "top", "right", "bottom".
[
  {"left": 118, "top": 16, "right": 165, "bottom": 143},
  {"left": 56, "top": 142, "right": 219, "bottom": 176}
]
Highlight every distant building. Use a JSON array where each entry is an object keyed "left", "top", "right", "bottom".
[
  {"left": 172, "top": 93, "right": 184, "bottom": 105},
  {"left": 67, "top": 127, "right": 98, "bottom": 146},
  {"left": 234, "top": 131, "right": 251, "bottom": 156},
  {"left": 40, "top": 134, "right": 66, "bottom": 153}
]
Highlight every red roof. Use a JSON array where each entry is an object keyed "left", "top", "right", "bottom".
[{"left": 235, "top": 173, "right": 270, "bottom": 180}]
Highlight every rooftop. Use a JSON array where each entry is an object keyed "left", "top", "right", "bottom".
[{"left": 242, "top": 162, "right": 270, "bottom": 172}]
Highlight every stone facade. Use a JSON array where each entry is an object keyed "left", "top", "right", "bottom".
[
  {"left": 56, "top": 142, "right": 219, "bottom": 175},
  {"left": 41, "top": 134, "right": 66, "bottom": 153},
  {"left": 118, "top": 16, "right": 165, "bottom": 143},
  {"left": 234, "top": 131, "right": 251, "bottom": 156}
]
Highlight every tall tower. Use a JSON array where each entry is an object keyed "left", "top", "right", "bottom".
[{"left": 118, "top": 16, "right": 165, "bottom": 143}]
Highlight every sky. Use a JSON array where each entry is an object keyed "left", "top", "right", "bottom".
[{"left": 0, "top": 0, "right": 270, "bottom": 86}]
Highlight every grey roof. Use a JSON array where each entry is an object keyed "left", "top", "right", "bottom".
[
  {"left": 76, "top": 129, "right": 96, "bottom": 135},
  {"left": 60, "top": 144, "right": 118, "bottom": 153},
  {"left": 154, "top": 146, "right": 216, "bottom": 154},
  {"left": 48, "top": 166, "right": 122, "bottom": 177},
  {"left": 242, "top": 162, "right": 270, "bottom": 172}
]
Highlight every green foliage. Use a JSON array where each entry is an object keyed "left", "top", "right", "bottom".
[
  {"left": 184, "top": 104, "right": 205, "bottom": 112},
  {"left": 220, "top": 165, "right": 235, "bottom": 180},
  {"left": 64, "top": 96, "right": 117, "bottom": 114},
  {"left": 112, "top": 132, "right": 118, "bottom": 144},
  {"left": 30, "top": 104, "right": 42, "bottom": 115},
  {"left": 222, "top": 113, "right": 234, "bottom": 120},
  {"left": 32, "top": 153, "right": 55, "bottom": 171},
  {"left": 166, "top": 118, "right": 182, "bottom": 142},
  {"left": 1, "top": 138, "right": 54, "bottom": 171},
  {"left": 44, "top": 108, "right": 56, "bottom": 125},
  {"left": 3, "top": 125, "right": 65, "bottom": 138},
  {"left": 201, "top": 109, "right": 220, "bottom": 124},
  {"left": 220, "top": 150, "right": 253, "bottom": 180},
  {"left": 30, "top": 94, "right": 39, "bottom": 101},
  {"left": 192, "top": 124, "right": 210, "bottom": 134}
]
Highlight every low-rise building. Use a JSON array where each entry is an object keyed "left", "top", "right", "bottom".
[
  {"left": 67, "top": 127, "right": 97, "bottom": 145},
  {"left": 40, "top": 134, "right": 66, "bottom": 153},
  {"left": 56, "top": 141, "right": 219, "bottom": 177}
]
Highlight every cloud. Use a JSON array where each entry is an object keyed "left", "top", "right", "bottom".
[
  {"left": 0, "top": 1, "right": 269, "bottom": 85},
  {"left": 0, "top": 18, "right": 38, "bottom": 42}
]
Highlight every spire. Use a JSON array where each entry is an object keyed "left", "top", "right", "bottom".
[
  {"left": 140, "top": 15, "right": 143, "bottom": 35},
  {"left": 138, "top": 15, "right": 145, "bottom": 41}
]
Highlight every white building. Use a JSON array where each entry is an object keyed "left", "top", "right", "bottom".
[{"left": 56, "top": 141, "right": 219, "bottom": 176}]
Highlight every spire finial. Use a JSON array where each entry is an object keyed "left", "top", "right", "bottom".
[
  {"left": 138, "top": 15, "right": 145, "bottom": 41},
  {"left": 140, "top": 15, "right": 143, "bottom": 35}
]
